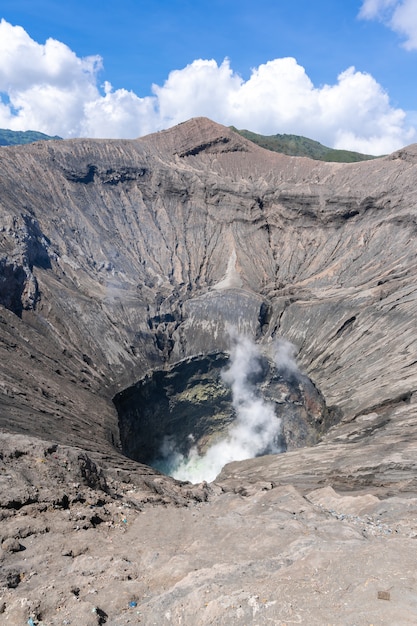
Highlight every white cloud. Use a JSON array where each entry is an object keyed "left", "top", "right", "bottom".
[
  {"left": 359, "top": 0, "right": 398, "bottom": 20},
  {"left": 0, "top": 18, "right": 415, "bottom": 154},
  {"left": 81, "top": 82, "right": 157, "bottom": 139},
  {"left": 0, "top": 19, "right": 102, "bottom": 136},
  {"left": 359, "top": 0, "right": 417, "bottom": 50}
]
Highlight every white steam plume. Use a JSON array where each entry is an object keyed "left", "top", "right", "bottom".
[
  {"left": 155, "top": 333, "right": 299, "bottom": 484},
  {"left": 273, "top": 338, "right": 299, "bottom": 375}
]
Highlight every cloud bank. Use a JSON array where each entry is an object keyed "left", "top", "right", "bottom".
[
  {"left": 0, "top": 18, "right": 415, "bottom": 154},
  {"left": 359, "top": 0, "right": 417, "bottom": 50}
]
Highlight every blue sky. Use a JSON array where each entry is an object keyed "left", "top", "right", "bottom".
[{"left": 0, "top": 0, "right": 416, "bottom": 153}]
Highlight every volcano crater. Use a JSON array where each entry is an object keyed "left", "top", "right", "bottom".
[{"left": 113, "top": 349, "right": 337, "bottom": 480}]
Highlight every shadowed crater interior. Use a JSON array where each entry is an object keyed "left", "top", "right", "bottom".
[{"left": 113, "top": 350, "right": 339, "bottom": 481}]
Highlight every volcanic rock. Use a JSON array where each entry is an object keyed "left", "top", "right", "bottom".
[{"left": 1, "top": 117, "right": 417, "bottom": 624}]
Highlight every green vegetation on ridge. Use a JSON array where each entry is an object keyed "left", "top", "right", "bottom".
[
  {"left": 0, "top": 129, "right": 61, "bottom": 146},
  {"left": 230, "top": 127, "right": 378, "bottom": 162}
]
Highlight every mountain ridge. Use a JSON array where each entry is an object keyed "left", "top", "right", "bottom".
[
  {"left": 230, "top": 125, "right": 379, "bottom": 162},
  {"left": 0, "top": 128, "right": 62, "bottom": 146},
  {"left": 0, "top": 121, "right": 378, "bottom": 162}
]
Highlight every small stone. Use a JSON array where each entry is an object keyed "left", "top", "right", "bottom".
[
  {"left": 377, "top": 590, "right": 391, "bottom": 601},
  {"left": 6, "top": 570, "right": 21, "bottom": 588},
  {"left": 2, "top": 537, "right": 23, "bottom": 552}
]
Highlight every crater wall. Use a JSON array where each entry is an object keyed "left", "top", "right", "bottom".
[{"left": 0, "top": 118, "right": 417, "bottom": 489}]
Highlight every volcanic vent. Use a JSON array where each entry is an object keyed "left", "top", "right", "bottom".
[{"left": 114, "top": 336, "right": 336, "bottom": 483}]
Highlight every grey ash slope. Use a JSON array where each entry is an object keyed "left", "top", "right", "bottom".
[{"left": 1, "top": 117, "right": 417, "bottom": 624}]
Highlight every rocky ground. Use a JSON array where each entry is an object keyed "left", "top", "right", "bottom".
[
  {"left": 1, "top": 118, "right": 417, "bottom": 624},
  {"left": 1, "top": 424, "right": 417, "bottom": 625}
]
